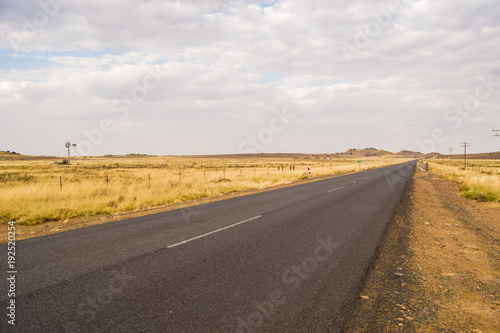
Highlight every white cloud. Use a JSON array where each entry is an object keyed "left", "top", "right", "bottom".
[{"left": 1, "top": 0, "right": 499, "bottom": 155}]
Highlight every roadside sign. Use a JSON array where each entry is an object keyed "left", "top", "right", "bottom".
[{"left": 357, "top": 160, "right": 363, "bottom": 163}]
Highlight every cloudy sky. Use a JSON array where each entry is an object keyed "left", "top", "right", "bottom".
[{"left": 1, "top": 0, "right": 499, "bottom": 156}]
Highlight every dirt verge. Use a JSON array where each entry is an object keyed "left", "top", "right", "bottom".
[{"left": 344, "top": 168, "right": 500, "bottom": 332}]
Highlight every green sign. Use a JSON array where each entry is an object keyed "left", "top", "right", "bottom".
[{"left": 357, "top": 160, "right": 363, "bottom": 163}]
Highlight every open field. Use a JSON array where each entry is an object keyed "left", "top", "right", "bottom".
[
  {"left": 433, "top": 151, "right": 500, "bottom": 160},
  {"left": 424, "top": 159, "right": 500, "bottom": 202},
  {"left": 0, "top": 154, "right": 409, "bottom": 226}
]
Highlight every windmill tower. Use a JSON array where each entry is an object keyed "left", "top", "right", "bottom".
[{"left": 65, "top": 141, "right": 77, "bottom": 164}]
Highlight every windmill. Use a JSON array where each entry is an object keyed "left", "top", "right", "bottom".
[{"left": 65, "top": 141, "right": 77, "bottom": 164}]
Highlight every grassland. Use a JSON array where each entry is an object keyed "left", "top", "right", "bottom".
[
  {"left": 0, "top": 154, "right": 407, "bottom": 226},
  {"left": 425, "top": 159, "right": 500, "bottom": 202}
]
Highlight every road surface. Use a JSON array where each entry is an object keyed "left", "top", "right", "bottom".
[{"left": 1, "top": 161, "right": 415, "bottom": 332}]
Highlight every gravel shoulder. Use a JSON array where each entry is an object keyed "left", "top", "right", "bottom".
[{"left": 344, "top": 168, "right": 500, "bottom": 332}]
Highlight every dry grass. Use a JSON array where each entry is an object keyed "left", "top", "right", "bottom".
[
  {"left": 426, "top": 160, "right": 500, "bottom": 202},
  {"left": 0, "top": 155, "right": 406, "bottom": 225}
]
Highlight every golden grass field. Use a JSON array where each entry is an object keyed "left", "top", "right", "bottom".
[
  {"left": 0, "top": 154, "right": 409, "bottom": 225},
  {"left": 426, "top": 158, "right": 500, "bottom": 202}
]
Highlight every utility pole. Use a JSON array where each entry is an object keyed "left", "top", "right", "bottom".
[
  {"left": 461, "top": 142, "right": 470, "bottom": 169},
  {"left": 448, "top": 148, "right": 454, "bottom": 161}
]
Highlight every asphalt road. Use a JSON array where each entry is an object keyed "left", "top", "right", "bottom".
[{"left": 1, "top": 161, "right": 415, "bottom": 332}]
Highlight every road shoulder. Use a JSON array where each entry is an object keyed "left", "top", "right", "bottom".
[{"left": 343, "top": 168, "right": 500, "bottom": 332}]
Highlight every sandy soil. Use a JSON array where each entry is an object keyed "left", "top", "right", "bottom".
[{"left": 344, "top": 168, "right": 500, "bottom": 332}]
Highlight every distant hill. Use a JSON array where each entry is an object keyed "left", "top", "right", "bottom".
[
  {"left": 335, "top": 148, "right": 422, "bottom": 157},
  {"left": 0, "top": 149, "right": 426, "bottom": 161},
  {"left": 0, "top": 151, "right": 58, "bottom": 161},
  {"left": 397, "top": 150, "right": 423, "bottom": 156},
  {"left": 0, "top": 150, "right": 21, "bottom": 156},
  {"left": 102, "top": 153, "right": 157, "bottom": 158}
]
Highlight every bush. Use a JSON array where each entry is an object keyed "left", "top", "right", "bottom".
[
  {"left": 460, "top": 185, "right": 498, "bottom": 202},
  {"left": 213, "top": 178, "right": 231, "bottom": 183}
]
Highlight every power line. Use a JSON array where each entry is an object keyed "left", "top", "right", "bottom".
[{"left": 471, "top": 137, "right": 498, "bottom": 145}]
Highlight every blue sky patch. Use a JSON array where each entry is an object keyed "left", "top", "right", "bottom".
[
  {"left": 0, "top": 49, "right": 122, "bottom": 70},
  {"left": 0, "top": 49, "right": 52, "bottom": 70},
  {"left": 259, "top": 0, "right": 278, "bottom": 8},
  {"left": 260, "top": 72, "right": 286, "bottom": 84}
]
